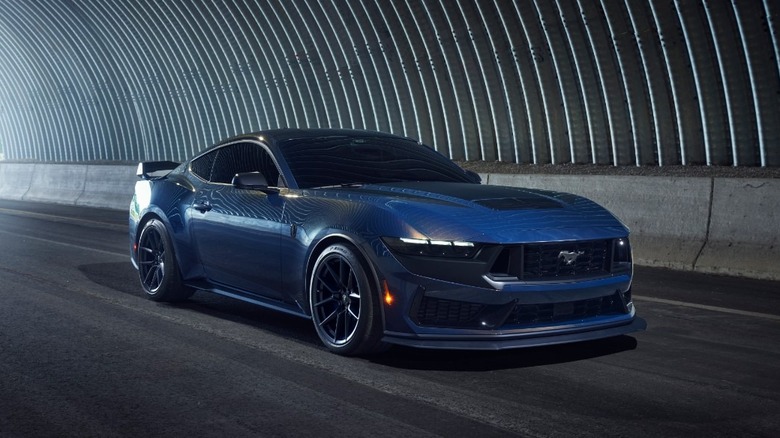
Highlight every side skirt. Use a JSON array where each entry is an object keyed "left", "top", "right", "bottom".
[{"left": 186, "top": 280, "right": 311, "bottom": 320}]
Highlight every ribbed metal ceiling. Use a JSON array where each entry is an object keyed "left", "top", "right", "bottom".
[{"left": 0, "top": 0, "right": 778, "bottom": 166}]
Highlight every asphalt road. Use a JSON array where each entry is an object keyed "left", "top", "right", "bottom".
[{"left": 1, "top": 199, "right": 778, "bottom": 437}]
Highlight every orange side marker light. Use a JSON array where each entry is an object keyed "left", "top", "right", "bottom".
[{"left": 382, "top": 280, "right": 394, "bottom": 306}]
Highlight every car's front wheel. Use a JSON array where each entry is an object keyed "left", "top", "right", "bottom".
[
  {"left": 137, "top": 218, "right": 194, "bottom": 302},
  {"left": 309, "top": 243, "right": 385, "bottom": 356}
]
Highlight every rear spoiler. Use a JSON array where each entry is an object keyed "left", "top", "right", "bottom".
[{"left": 136, "top": 161, "right": 180, "bottom": 180}]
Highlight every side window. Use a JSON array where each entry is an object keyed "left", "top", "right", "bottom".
[
  {"left": 209, "top": 142, "right": 281, "bottom": 186},
  {"left": 190, "top": 150, "right": 217, "bottom": 181}
]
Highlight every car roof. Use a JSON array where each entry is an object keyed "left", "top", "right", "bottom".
[
  {"left": 192, "top": 128, "right": 415, "bottom": 160},
  {"left": 229, "top": 128, "right": 410, "bottom": 146}
]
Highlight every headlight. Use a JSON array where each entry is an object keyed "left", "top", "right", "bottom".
[
  {"left": 612, "top": 237, "right": 632, "bottom": 273},
  {"left": 382, "top": 237, "right": 481, "bottom": 258}
]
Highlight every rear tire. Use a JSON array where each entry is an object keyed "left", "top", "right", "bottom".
[
  {"left": 137, "top": 219, "right": 194, "bottom": 302},
  {"left": 309, "top": 243, "right": 385, "bottom": 356}
]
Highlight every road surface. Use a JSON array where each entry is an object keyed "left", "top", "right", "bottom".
[{"left": 1, "top": 199, "right": 778, "bottom": 437}]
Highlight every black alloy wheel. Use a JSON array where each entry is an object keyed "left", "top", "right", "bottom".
[
  {"left": 137, "top": 219, "right": 193, "bottom": 302},
  {"left": 310, "top": 243, "right": 384, "bottom": 356}
]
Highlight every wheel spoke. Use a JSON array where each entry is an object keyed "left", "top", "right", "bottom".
[
  {"left": 318, "top": 308, "right": 339, "bottom": 327},
  {"left": 315, "top": 273, "right": 337, "bottom": 294},
  {"left": 324, "top": 260, "right": 340, "bottom": 286},
  {"left": 154, "top": 268, "right": 163, "bottom": 288},
  {"left": 347, "top": 306, "right": 359, "bottom": 322},
  {"left": 339, "top": 258, "right": 347, "bottom": 286},
  {"left": 314, "top": 296, "right": 336, "bottom": 308},
  {"left": 143, "top": 265, "right": 157, "bottom": 286},
  {"left": 334, "top": 312, "right": 342, "bottom": 340},
  {"left": 347, "top": 269, "right": 354, "bottom": 291},
  {"left": 340, "top": 310, "right": 346, "bottom": 341}
]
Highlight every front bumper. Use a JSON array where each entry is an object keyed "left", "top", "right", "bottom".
[
  {"left": 383, "top": 317, "right": 646, "bottom": 350},
  {"left": 375, "top": 248, "right": 642, "bottom": 349}
]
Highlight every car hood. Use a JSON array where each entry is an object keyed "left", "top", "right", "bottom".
[{"left": 335, "top": 181, "right": 628, "bottom": 243}]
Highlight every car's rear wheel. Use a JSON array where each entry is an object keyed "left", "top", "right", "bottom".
[
  {"left": 137, "top": 219, "right": 193, "bottom": 302},
  {"left": 310, "top": 243, "right": 385, "bottom": 356}
]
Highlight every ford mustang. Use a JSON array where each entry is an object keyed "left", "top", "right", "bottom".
[{"left": 130, "top": 129, "right": 645, "bottom": 355}]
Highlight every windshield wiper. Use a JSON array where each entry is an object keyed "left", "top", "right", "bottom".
[{"left": 311, "top": 182, "right": 366, "bottom": 189}]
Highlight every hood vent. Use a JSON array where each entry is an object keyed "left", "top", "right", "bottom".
[{"left": 475, "top": 197, "right": 562, "bottom": 211}]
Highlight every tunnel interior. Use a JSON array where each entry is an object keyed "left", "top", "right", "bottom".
[{"left": 0, "top": 0, "right": 778, "bottom": 166}]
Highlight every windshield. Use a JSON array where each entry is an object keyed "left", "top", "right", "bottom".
[{"left": 279, "top": 135, "right": 475, "bottom": 189}]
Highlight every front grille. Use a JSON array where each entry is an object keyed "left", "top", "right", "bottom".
[
  {"left": 490, "top": 240, "right": 610, "bottom": 281},
  {"left": 524, "top": 240, "right": 609, "bottom": 280},
  {"left": 413, "top": 292, "right": 628, "bottom": 329},
  {"left": 416, "top": 297, "right": 485, "bottom": 327},
  {"left": 505, "top": 293, "right": 625, "bottom": 326}
]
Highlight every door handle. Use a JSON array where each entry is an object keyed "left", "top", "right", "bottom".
[{"left": 193, "top": 201, "right": 212, "bottom": 213}]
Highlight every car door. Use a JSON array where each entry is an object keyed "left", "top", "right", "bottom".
[{"left": 189, "top": 141, "right": 287, "bottom": 301}]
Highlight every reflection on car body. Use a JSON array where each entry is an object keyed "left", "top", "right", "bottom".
[{"left": 129, "top": 129, "right": 645, "bottom": 356}]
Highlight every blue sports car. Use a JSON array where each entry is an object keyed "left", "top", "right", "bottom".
[{"left": 130, "top": 129, "right": 645, "bottom": 355}]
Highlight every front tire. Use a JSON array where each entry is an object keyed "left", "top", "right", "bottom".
[
  {"left": 136, "top": 219, "right": 194, "bottom": 302},
  {"left": 309, "top": 243, "right": 385, "bottom": 356}
]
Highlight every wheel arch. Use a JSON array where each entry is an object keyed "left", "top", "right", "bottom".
[
  {"left": 135, "top": 210, "right": 167, "bottom": 249},
  {"left": 304, "top": 233, "right": 385, "bottom": 326},
  {"left": 134, "top": 209, "right": 191, "bottom": 277}
]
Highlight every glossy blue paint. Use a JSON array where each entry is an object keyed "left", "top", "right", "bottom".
[{"left": 130, "top": 129, "right": 644, "bottom": 350}]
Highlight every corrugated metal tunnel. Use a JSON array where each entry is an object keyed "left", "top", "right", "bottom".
[{"left": 0, "top": 0, "right": 778, "bottom": 166}]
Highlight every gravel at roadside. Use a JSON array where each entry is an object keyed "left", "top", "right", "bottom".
[{"left": 457, "top": 161, "right": 780, "bottom": 179}]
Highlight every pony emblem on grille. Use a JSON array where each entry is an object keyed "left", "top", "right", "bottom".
[{"left": 558, "top": 250, "right": 585, "bottom": 265}]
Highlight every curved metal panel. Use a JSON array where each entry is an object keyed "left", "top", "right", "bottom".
[
  {"left": 579, "top": 0, "right": 635, "bottom": 165},
  {"left": 513, "top": 0, "right": 563, "bottom": 165},
  {"left": 625, "top": 0, "right": 677, "bottom": 166},
  {"left": 601, "top": 0, "right": 655, "bottom": 166},
  {"left": 429, "top": 0, "right": 482, "bottom": 159},
  {"left": 330, "top": 1, "right": 379, "bottom": 130},
  {"left": 675, "top": 0, "right": 730, "bottom": 165},
  {"left": 0, "top": 0, "right": 777, "bottom": 167},
  {"left": 495, "top": 0, "right": 545, "bottom": 164},
  {"left": 6, "top": 1, "right": 84, "bottom": 161},
  {"left": 454, "top": 0, "right": 506, "bottom": 162},
  {"left": 704, "top": 0, "right": 757, "bottom": 166},
  {"left": 532, "top": 0, "right": 578, "bottom": 165},
  {"left": 471, "top": 2, "right": 518, "bottom": 162},
  {"left": 386, "top": 2, "right": 434, "bottom": 145},
  {"left": 400, "top": 1, "right": 448, "bottom": 151},
  {"left": 341, "top": 1, "right": 390, "bottom": 132},
  {"left": 0, "top": 20, "right": 47, "bottom": 160},
  {"left": 367, "top": 0, "right": 419, "bottom": 137}
]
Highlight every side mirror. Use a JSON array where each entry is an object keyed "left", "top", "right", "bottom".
[{"left": 232, "top": 172, "right": 279, "bottom": 194}]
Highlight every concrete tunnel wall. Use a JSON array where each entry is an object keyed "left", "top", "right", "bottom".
[
  {"left": 0, "top": 1, "right": 779, "bottom": 280},
  {"left": 0, "top": 162, "right": 778, "bottom": 281},
  {"left": 0, "top": 0, "right": 779, "bottom": 166}
]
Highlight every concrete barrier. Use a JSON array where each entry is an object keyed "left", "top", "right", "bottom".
[
  {"left": 0, "top": 163, "right": 137, "bottom": 210},
  {"left": 0, "top": 163, "right": 35, "bottom": 200},
  {"left": 22, "top": 164, "right": 88, "bottom": 205},
  {"left": 76, "top": 164, "right": 137, "bottom": 210},
  {"left": 695, "top": 178, "right": 780, "bottom": 280},
  {"left": 1, "top": 162, "right": 778, "bottom": 280}
]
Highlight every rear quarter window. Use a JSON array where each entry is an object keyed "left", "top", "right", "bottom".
[{"left": 190, "top": 150, "right": 217, "bottom": 181}]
